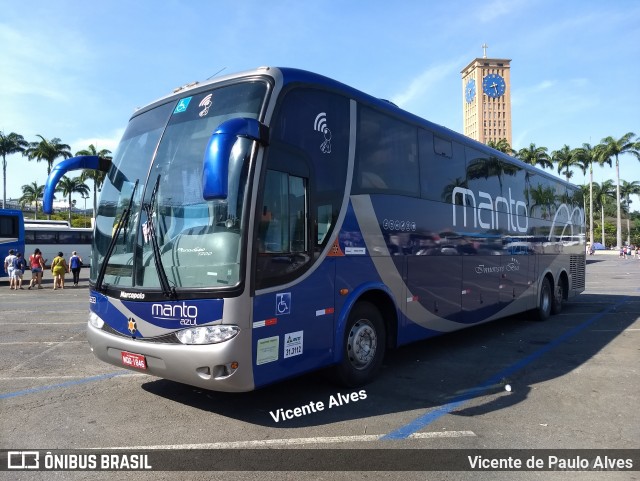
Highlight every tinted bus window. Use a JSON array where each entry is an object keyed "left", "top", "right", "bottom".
[
  {"left": 0, "top": 216, "right": 18, "bottom": 237},
  {"left": 420, "top": 131, "right": 466, "bottom": 203},
  {"left": 36, "top": 231, "right": 57, "bottom": 244},
  {"left": 355, "top": 107, "right": 419, "bottom": 196}
]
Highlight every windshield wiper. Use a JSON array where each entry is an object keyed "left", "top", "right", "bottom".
[
  {"left": 143, "top": 175, "right": 176, "bottom": 299},
  {"left": 96, "top": 179, "right": 139, "bottom": 291}
]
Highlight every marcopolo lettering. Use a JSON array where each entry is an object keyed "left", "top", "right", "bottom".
[
  {"left": 120, "top": 291, "right": 146, "bottom": 300},
  {"left": 452, "top": 186, "right": 528, "bottom": 233}
]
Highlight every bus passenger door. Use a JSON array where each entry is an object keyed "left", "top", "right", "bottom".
[{"left": 252, "top": 168, "right": 335, "bottom": 387}]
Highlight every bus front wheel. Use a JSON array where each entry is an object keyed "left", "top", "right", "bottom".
[{"left": 336, "top": 302, "right": 386, "bottom": 387}]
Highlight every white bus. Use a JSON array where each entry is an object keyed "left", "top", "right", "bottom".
[{"left": 24, "top": 220, "right": 92, "bottom": 267}]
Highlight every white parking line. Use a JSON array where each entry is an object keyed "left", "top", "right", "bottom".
[
  {"left": 9, "top": 332, "right": 84, "bottom": 372},
  {"left": 0, "top": 322, "right": 86, "bottom": 325},
  {"left": 104, "top": 431, "right": 476, "bottom": 450},
  {"left": 591, "top": 329, "right": 640, "bottom": 332},
  {"left": 0, "top": 341, "right": 86, "bottom": 345},
  {"left": 0, "top": 374, "right": 146, "bottom": 381}
]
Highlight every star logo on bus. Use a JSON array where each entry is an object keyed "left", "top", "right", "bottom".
[{"left": 128, "top": 318, "right": 137, "bottom": 335}]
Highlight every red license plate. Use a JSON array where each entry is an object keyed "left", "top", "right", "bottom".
[{"left": 121, "top": 351, "right": 147, "bottom": 370}]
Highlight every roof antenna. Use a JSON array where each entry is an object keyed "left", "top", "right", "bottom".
[{"left": 207, "top": 67, "right": 227, "bottom": 80}]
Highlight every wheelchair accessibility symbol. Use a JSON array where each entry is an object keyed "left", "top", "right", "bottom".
[{"left": 276, "top": 293, "right": 291, "bottom": 315}]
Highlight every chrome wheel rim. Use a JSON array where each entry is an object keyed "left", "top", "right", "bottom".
[{"left": 347, "top": 320, "right": 377, "bottom": 370}]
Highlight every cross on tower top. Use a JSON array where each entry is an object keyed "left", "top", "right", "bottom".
[{"left": 482, "top": 43, "right": 488, "bottom": 58}]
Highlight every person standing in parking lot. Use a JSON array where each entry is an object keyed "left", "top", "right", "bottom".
[
  {"left": 51, "top": 252, "right": 68, "bottom": 290},
  {"left": 11, "top": 252, "right": 27, "bottom": 289},
  {"left": 28, "top": 248, "right": 45, "bottom": 289},
  {"left": 68, "top": 251, "right": 83, "bottom": 287},
  {"left": 4, "top": 249, "right": 17, "bottom": 289}
]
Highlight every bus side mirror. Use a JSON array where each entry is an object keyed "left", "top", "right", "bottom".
[
  {"left": 43, "top": 156, "right": 111, "bottom": 214},
  {"left": 202, "top": 118, "right": 268, "bottom": 200}
]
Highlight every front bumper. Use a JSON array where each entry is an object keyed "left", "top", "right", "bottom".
[{"left": 86, "top": 322, "right": 255, "bottom": 392}]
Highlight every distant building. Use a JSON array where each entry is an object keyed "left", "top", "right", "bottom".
[{"left": 461, "top": 44, "right": 512, "bottom": 146}]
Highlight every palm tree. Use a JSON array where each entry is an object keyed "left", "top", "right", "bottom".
[
  {"left": 600, "top": 133, "right": 640, "bottom": 248},
  {"left": 19, "top": 182, "right": 45, "bottom": 219},
  {"left": 486, "top": 138, "right": 513, "bottom": 155},
  {"left": 515, "top": 143, "right": 553, "bottom": 170},
  {"left": 574, "top": 143, "right": 610, "bottom": 246},
  {"left": 620, "top": 180, "right": 640, "bottom": 246},
  {"left": 55, "top": 176, "right": 90, "bottom": 223},
  {"left": 552, "top": 145, "right": 585, "bottom": 181},
  {"left": 25, "top": 135, "right": 72, "bottom": 175},
  {"left": 76, "top": 144, "right": 112, "bottom": 219},
  {"left": 0, "top": 131, "right": 28, "bottom": 208},
  {"left": 593, "top": 180, "right": 616, "bottom": 247}
]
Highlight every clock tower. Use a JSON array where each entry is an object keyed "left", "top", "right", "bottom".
[{"left": 462, "top": 44, "right": 512, "bottom": 147}]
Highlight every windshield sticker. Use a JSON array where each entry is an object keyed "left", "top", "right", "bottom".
[
  {"left": 314, "top": 112, "right": 332, "bottom": 154},
  {"left": 174, "top": 97, "right": 192, "bottom": 114},
  {"left": 256, "top": 336, "right": 279, "bottom": 365},
  {"left": 199, "top": 94, "right": 213, "bottom": 117}
]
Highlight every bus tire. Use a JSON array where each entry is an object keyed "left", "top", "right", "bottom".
[
  {"left": 536, "top": 277, "right": 552, "bottom": 321},
  {"left": 336, "top": 301, "right": 386, "bottom": 387},
  {"left": 551, "top": 280, "right": 564, "bottom": 315}
]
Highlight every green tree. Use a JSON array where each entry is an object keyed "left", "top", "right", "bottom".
[
  {"left": 552, "top": 145, "right": 586, "bottom": 181},
  {"left": 486, "top": 138, "right": 514, "bottom": 155},
  {"left": 76, "top": 144, "right": 112, "bottom": 219},
  {"left": 574, "top": 143, "right": 609, "bottom": 246},
  {"left": 593, "top": 180, "right": 616, "bottom": 247},
  {"left": 55, "top": 176, "right": 90, "bottom": 223},
  {"left": 0, "top": 131, "right": 28, "bottom": 208},
  {"left": 620, "top": 180, "right": 640, "bottom": 246},
  {"left": 600, "top": 132, "right": 640, "bottom": 248},
  {"left": 19, "top": 182, "right": 45, "bottom": 220},
  {"left": 25, "top": 135, "right": 72, "bottom": 176},
  {"left": 515, "top": 143, "right": 552, "bottom": 170}
]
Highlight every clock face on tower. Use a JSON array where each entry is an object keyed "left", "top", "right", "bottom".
[
  {"left": 465, "top": 79, "right": 476, "bottom": 103},
  {"left": 482, "top": 73, "right": 506, "bottom": 98}
]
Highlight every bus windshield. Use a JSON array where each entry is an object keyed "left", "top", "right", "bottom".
[{"left": 91, "top": 81, "right": 268, "bottom": 292}]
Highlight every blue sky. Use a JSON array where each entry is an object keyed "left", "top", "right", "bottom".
[{"left": 1, "top": 0, "right": 639, "bottom": 209}]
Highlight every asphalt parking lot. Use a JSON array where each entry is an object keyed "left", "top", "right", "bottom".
[{"left": 1, "top": 257, "right": 639, "bottom": 481}]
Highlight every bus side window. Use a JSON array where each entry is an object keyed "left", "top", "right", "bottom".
[
  {"left": 256, "top": 169, "right": 311, "bottom": 289},
  {"left": 258, "top": 170, "right": 307, "bottom": 254}
]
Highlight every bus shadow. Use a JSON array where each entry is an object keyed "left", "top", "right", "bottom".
[{"left": 141, "top": 293, "right": 638, "bottom": 428}]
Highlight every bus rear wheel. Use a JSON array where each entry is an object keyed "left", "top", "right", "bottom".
[
  {"left": 536, "top": 277, "right": 552, "bottom": 321},
  {"left": 336, "top": 302, "right": 385, "bottom": 387},
  {"left": 551, "top": 280, "right": 564, "bottom": 315}
]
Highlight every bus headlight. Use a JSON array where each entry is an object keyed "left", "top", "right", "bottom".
[
  {"left": 88, "top": 312, "right": 104, "bottom": 329},
  {"left": 176, "top": 325, "right": 240, "bottom": 345}
]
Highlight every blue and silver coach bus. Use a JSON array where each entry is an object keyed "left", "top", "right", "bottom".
[
  {"left": 1, "top": 209, "right": 25, "bottom": 278},
  {"left": 43, "top": 67, "right": 585, "bottom": 392}
]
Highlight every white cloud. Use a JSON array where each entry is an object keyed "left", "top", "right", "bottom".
[
  {"left": 391, "top": 58, "right": 465, "bottom": 108},
  {"left": 71, "top": 129, "right": 125, "bottom": 156},
  {"left": 475, "top": 0, "right": 529, "bottom": 22}
]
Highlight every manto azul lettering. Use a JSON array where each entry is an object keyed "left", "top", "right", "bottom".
[
  {"left": 452, "top": 186, "right": 528, "bottom": 233},
  {"left": 152, "top": 302, "right": 198, "bottom": 324}
]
